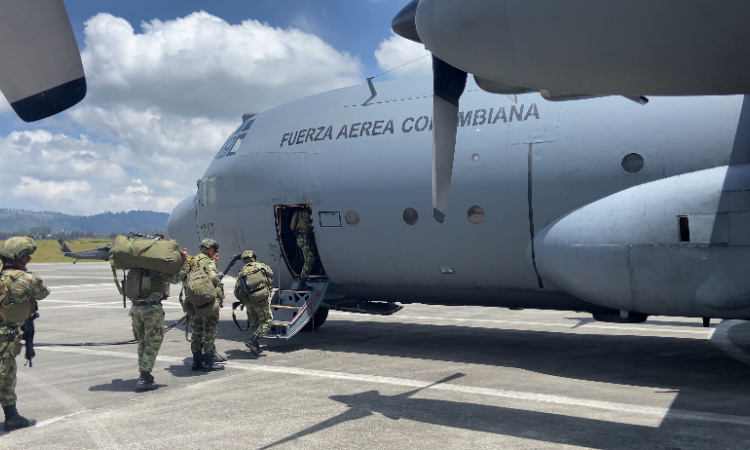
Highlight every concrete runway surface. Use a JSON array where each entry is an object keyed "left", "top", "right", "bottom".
[{"left": 1, "top": 262, "right": 749, "bottom": 449}]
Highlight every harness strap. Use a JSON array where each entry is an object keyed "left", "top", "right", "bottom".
[{"left": 231, "top": 301, "right": 251, "bottom": 332}]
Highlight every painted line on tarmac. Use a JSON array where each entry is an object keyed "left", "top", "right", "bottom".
[
  {"left": 36, "top": 346, "right": 750, "bottom": 427},
  {"left": 46, "top": 283, "right": 113, "bottom": 289},
  {"left": 332, "top": 313, "right": 711, "bottom": 336},
  {"left": 37, "top": 409, "right": 93, "bottom": 427},
  {"left": 710, "top": 320, "right": 750, "bottom": 365}
]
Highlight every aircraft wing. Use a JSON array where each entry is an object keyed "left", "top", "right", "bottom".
[{"left": 0, "top": 0, "right": 86, "bottom": 122}]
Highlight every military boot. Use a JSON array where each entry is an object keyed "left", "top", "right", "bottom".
[
  {"left": 135, "top": 371, "right": 157, "bottom": 392},
  {"left": 3, "top": 404, "right": 36, "bottom": 431},
  {"left": 191, "top": 351, "right": 204, "bottom": 371},
  {"left": 202, "top": 352, "right": 225, "bottom": 371},
  {"left": 245, "top": 335, "right": 261, "bottom": 356},
  {"left": 212, "top": 350, "right": 227, "bottom": 363},
  {"left": 297, "top": 279, "right": 311, "bottom": 290}
]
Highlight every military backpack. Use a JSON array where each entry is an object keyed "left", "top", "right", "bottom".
[
  {"left": 123, "top": 269, "right": 167, "bottom": 299},
  {"left": 237, "top": 263, "right": 273, "bottom": 302},
  {"left": 182, "top": 256, "right": 218, "bottom": 317}
]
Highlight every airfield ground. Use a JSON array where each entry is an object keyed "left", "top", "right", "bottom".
[{"left": 1, "top": 262, "right": 749, "bottom": 449}]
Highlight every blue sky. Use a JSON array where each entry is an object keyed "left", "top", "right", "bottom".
[{"left": 0, "top": 0, "right": 431, "bottom": 215}]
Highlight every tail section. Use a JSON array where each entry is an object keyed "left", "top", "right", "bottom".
[{"left": 58, "top": 239, "right": 72, "bottom": 253}]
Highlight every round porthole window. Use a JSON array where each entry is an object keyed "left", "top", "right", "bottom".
[
  {"left": 621, "top": 153, "right": 644, "bottom": 173},
  {"left": 467, "top": 205, "right": 485, "bottom": 224},
  {"left": 345, "top": 210, "right": 360, "bottom": 226},
  {"left": 403, "top": 207, "right": 419, "bottom": 225}
]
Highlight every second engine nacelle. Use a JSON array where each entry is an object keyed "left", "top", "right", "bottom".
[{"left": 532, "top": 164, "right": 750, "bottom": 318}]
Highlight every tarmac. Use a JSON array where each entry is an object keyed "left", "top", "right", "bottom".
[{"left": 1, "top": 262, "right": 750, "bottom": 449}]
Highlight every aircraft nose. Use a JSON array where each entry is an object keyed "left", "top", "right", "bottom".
[
  {"left": 392, "top": 0, "right": 421, "bottom": 43},
  {"left": 167, "top": 195, "right": 199, "bottom": 253}
]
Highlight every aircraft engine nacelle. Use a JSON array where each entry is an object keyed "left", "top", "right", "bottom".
[
  {"left": 532, "top": 164, "right": 750, "bottom": 318},
  {"left": 416, "top": 0, "right": 750, "bottom": 96},
  {"left": 167, "top": 195, "right": 200, "bottom": 254}
]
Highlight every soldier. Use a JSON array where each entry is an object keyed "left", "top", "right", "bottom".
[
  {"left": 186, "top": 239, "right": 224, "bottom": 371},
  {"left": 0, "top": 237, "right": 49, "bottom": 431},
  {"left": 126, "top": 258, "right": 186, "bottom": 392},
  {"left": 290, "top": 207, "right": 315, "bottom": 289},
  {"left": 234, "top": 250, "right": 274, "bottom": 356}
]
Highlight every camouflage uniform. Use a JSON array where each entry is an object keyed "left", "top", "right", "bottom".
[
  {"left": 127, "top": 270, "right": 179, "bottom": 372},
  {"left": 291, "top": 209, "right": 315, "bottom": 280},
  {"left": 188, "top": 253, "right": 223, "bottom": 354},
  {"left": 0, "top": 263, "right": 49, "bottom": 408},
  {"left": 234, "top": 259, "right": 274, "bottom": 338}
]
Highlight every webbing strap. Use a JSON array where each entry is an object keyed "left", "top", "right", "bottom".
[
  {"left": 110, "top": 257, "right": 124, "bottom": 296},
  {"left": 231, "top": 302, "right": 251, "bottom": 332}
]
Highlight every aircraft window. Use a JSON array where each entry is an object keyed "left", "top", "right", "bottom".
[
  {"left": 678, "top": 215, "right": 690, "bottom": 242},
  {"left": 472, "top": 153, "right": 480, "bottom": 161},
  {"left": 467, "top": 205, "right": 485, "bottom": 224},
  {"left": 403, "top": 207, "right": 419, "bottom": 225},
  {"left": 200, "top": 177, "right": 208, "bottom": 206},
  {"left": 621, "top": 153, "right": 644, "bottom": 173},
  {"left": 207, "top": 176, "right": 216, "bottom": 206},
  {"left": 345, "top": 210, "right": 360, "bottom": 226}
]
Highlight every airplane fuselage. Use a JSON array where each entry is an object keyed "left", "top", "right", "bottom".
[{"left": 168, "top": 77, "right": 750, "bottom": 320}]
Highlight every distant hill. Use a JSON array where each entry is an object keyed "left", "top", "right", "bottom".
[{"left": 0, "top": 209, "right": 170, "bottom": 233}]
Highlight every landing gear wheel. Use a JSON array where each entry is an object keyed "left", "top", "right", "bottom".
[{"left": 302, "top": 306, "right": 329, "bottom": 332}]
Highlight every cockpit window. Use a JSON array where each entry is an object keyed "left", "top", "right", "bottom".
[{"left": 215, "top": 120, "right": 254, "bottom": 159}]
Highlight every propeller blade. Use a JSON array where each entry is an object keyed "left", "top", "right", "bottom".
[
  {"left": 432, "top": 55, "right": 467, "bottom": 223},
  {"left": 0, "top": 0, "right": 86, "bottom": 122},
  {"left": 392, "top": 0, "right": 421, "bottom": 43}
]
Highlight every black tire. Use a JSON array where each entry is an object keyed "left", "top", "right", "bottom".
[{"left": 302, "top": 306, "right": 329, "bottom": 332}]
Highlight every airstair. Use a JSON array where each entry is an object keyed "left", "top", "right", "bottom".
[{"left": 264, "top": 280, "right": 328, "bottom": 339}]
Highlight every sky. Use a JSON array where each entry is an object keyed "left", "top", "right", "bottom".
[{"left": 0, "top": 0, "right": 432, "bottom": 216}]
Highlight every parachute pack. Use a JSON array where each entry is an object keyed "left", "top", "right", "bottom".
[
  {"left": 181, "top": 256, "right": 219, "bottom": 318},
  {"left": 237, "top": 264, "right": 273, "bottom": 301},
  {"left": 123, "top": 269, "right": 167, "bottom": 299}
]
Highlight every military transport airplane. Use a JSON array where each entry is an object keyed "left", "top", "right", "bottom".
[
  {"left": 392, "top": 0, "right": 750, "bottom": 222},
  {"left": 165, "top": 73, "right": 750, "bottom": 337}
]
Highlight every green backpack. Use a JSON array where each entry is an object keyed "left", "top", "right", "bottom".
[
  {"left": 183, "top": 257, "right": 217, "bottom": 317},
  {"left": 123, "top": 269, "right": 167, "bottom": 299}
]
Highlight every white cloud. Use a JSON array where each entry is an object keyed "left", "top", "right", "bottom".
[
  {"left": 0, "top": 11, "right": 365, "bottom": 216},
  {"left": 374, "top": 33, "right": 432, "bottom": 77}
]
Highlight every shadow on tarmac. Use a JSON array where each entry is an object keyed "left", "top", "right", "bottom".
[
  {"left": 211, "top": 317, "right": 750, "bottom": 420},
  {"left": 89, "top": 378, "right": 140, "bottom": 392}
]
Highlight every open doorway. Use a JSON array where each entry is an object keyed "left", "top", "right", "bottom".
[{"left": 275, "top": 205, "right": 327, "bottom": 279}]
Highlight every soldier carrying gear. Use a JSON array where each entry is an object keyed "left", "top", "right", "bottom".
[
  {"left": 0, "top": 237, "right": 49, "bottom": 431},
  {"left": 182, "top": 239, "right": 225, "bottom": 371},
  {"left": 127, "top": 258, "right": 186, "bottom": 392},
  {"left": 234, "top": 250, "right": 274, "bottom": 356},
  {"left": 290, "top": 208, "right": 315, "bottom": 290}
]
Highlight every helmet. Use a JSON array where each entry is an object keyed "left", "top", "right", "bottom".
[
  {"left": 0, "top": 237, "right": 37, "bottom": 260},
  {"left": 241, "top": 250, "right": 256, "bottom": 262},
  {"left": 198, "top": 239, "right": 219, "bottom": 253}
]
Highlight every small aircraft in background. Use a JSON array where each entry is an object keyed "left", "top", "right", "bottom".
[{"left": 58, "top": 239, "right": 111, "bottom": 263}]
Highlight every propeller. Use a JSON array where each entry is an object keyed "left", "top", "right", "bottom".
[
  {"left": 393, "top": 0, "right": 468, "bottom": 223},
  {"left": 0, "top": 0, "right": 86, "bottom": 122}
]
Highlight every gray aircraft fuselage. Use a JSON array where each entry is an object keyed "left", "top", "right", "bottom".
[{"left": 168, "top": 76, "right": 750, "bottom": 320}]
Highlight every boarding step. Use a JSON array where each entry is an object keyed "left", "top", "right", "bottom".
[{"left": 264, "top": 280, "right": 328, "bottom": 339}]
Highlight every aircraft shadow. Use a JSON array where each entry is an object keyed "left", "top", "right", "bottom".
[
  {"left": 257, "top": 384, "right": 748, "bottom": 450},
  {"left": 210, "top": 316, "right": 750, "bottom": 422}
]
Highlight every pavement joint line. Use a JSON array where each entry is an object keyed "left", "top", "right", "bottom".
[
  {"left": 332, "top": 313, "right": 712, "bottom": 335},
  {"left": 36, "top": 346, "right": 750, "bottom": 427}
]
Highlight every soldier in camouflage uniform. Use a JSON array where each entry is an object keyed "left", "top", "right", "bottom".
[
  {"left": 234, "top": 250, "right": 274, "bottom": 356},
  {"left": 184, "top": 239, "right": 224, "bottom": 371},
  {"left": 125, "top": 263, "right": 185, "bottom": 392},
  {"left": 290, "top": 207, "right": 315, "bottom": 289},
  {"left": 0, "top": 237, "right": 49, "bottom": 431}
]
